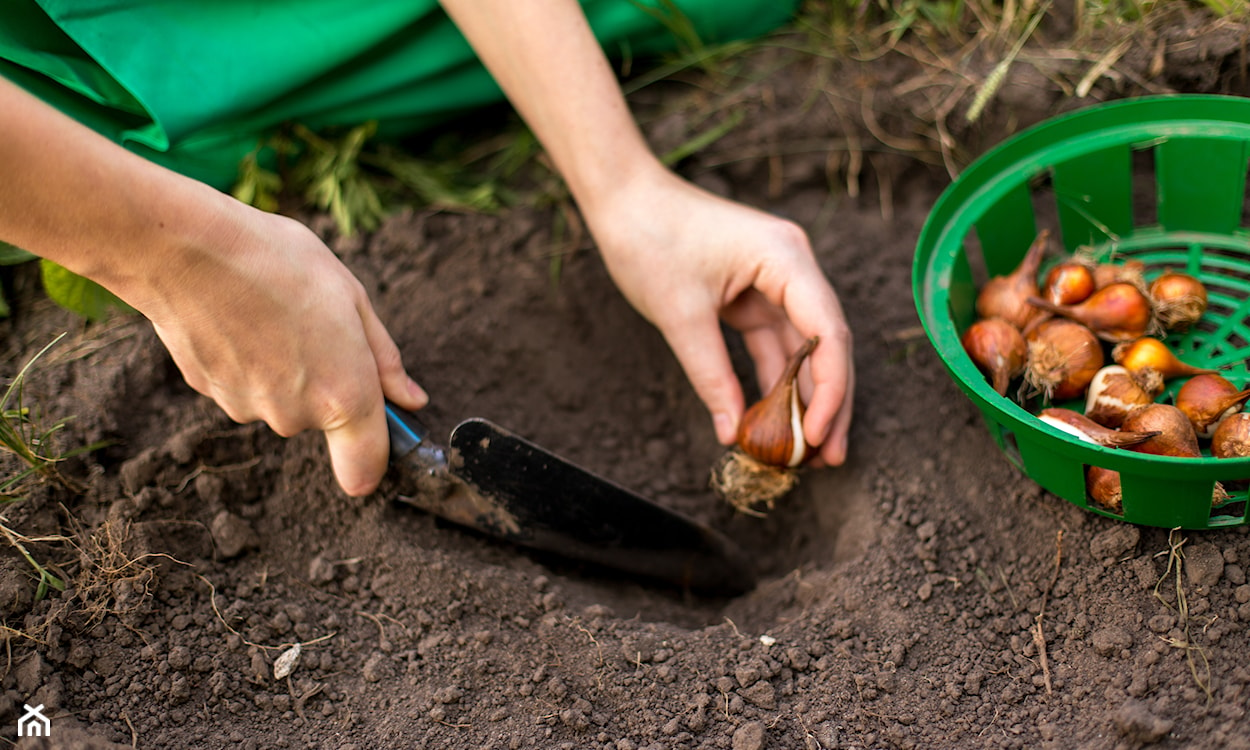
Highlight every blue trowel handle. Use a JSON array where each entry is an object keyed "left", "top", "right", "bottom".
[{"left": 385, "top": 401, "right": 448, "bottom": 470}]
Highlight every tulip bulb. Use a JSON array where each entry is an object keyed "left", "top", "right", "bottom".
[
  {"left": 1027, "top": 282, "right": 1155, "bottom": 343},
  {"left": 1038, "top": 408, "right": 1160, "bottom": 448},
  {"left": 976, "top": 229, "right": 1050, "bottom": 331},
  {"left": 736, "top": 337, "right": 818, "bottom": 468},
  {"left": 1175, "top": 373, "right": 1250, "bottom": 439},
  {"left": 1212, "top": 412, "right": 1250, "bottom": 459},
  {"left": 1121, "top": 403, "right": 1202, "bottom": 458},
  {"left": 1150, "top": 271, "right": 1207, "bottom": 331},
  {"left": 962, "top": 318, "right": 1027, "bottom": 396},
  {"left": 1092, "top": 259, "right": 1147, "bottom": 292},
  {"left": 1112, "top": 337, "right": 1214, "bottom": 382},
  {"left": 1042, "top": 261, "right": 1096, "bottom": 306},
  {"left": 1024, "top": 319, "right": 1104, "bottom": 402},
  {"left": 1084, "top": 365, "right": 1160, "bottom": 428},
  {"left": 1086, "top": 465, "right": 1123, "bottom": 514}
]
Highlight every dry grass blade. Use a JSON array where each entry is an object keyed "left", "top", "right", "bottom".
[
  {"left": 965, "top": 0, "right": 1052, "bottom": 123},
  {"left": 1075, "top": 39, "right": 1133, "bottom": 97}
]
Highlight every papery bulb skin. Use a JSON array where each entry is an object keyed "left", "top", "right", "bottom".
[
  {"left": 1121, "top": 403, "right": 1202, "bottom": 458},
  {"left": 1092, "top": 259, "right": 1147, "bottom": 292},
  {"left": 1112, "top": 337, "right": 1215, "bottom": 382},
  {"left": 1086, "top": 465, "right": 1123, "bottom": 514},
  {"left": 1038, "top": 407, "right": 1160, "bottom": 448},
  {"left": 1027, "top": 282, "right": 1154, "bottom": 343},
  {"left": 1043, "top": 261, "right": 1096, "bottom": 306},
  {"left": 976, "top": 230, "right": 1050, "bottom": 331},
  {"left": 736, "top": 337, "right": 818, "bottom": 468},
  {"left": 1024, "top": 319, "right": 1104, "bottom": 402},
  {"left": 962, "top": 318, "right": 1026, "bottom": 396},
  {"left": 1150, "top": 271, "right": 1207, "bottom": 331},
  {"left": 1175, "top": 373, "right": 1250, "bottom": 439},
  {"left": 1084, "top": 365, "right": 1157, "bottom": 428},
  {"left": 1212, "top": 412, "right": 1250, "bottom": 459}
]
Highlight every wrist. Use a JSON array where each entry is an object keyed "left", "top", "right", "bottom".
[{"left": 80, "top": 173, "right": 255, "bottom": 319}]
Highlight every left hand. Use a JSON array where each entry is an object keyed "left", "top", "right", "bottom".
[{"left": 586, "top": 165, "right": 854, "bottom": 466}]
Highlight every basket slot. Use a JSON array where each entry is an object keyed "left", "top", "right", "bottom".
[
  {"left": 1014, "top": 432, "right": 1087, "bottom": 506},
  {"left": 974, "top": 182, "right": 1038, "bottom": 277},
  {"left": 993, "top": 420, "right": 1023, "bottom": 470},
  {"left": 1119, "top": 472, "right": 1222, "bottom": 529},
  {"left": 1132, "top": 147, "right": 1159, "bottom": 230},
  {"left": 1155, "top": 138, "right": 1250, "bottom": 234},
  {"left": 947, "top": 235, "right": 979, "bottom": 329},
  {"left": 1210, "top": 491, "right": 1247, "bottom": 527},
  {"left": 1052, "top": 145, "right": 1133, "bottom": 247}
]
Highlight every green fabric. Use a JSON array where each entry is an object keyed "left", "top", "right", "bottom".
[{"left": 2, "top": 0, "right": 798, "bottom": 190}]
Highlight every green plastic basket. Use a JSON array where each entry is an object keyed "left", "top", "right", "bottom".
[{"left": 913, "top": 95, "right": 1250, "bottom": 530}]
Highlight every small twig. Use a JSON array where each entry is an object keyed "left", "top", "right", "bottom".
[
  {"left": 121, "top": 711, "right": 138, "bottom": 748},
  {"left": 1033, "top": 530, "right": 1063, "bottom": 696},
  {"left": 173, "top": 457, "right": 262, "bottom": 493},
  {"left": 355, "top": 610, "right": 406, "bottom": 645},
  {"left": 198, "top": 574, "right": 336, "bottom": 653},
  {"left": 997, "top": 565, "right": 1020, "bottom": 611},
  {"left": 290, "top": 679, "right": 324, "bottom": 722}
]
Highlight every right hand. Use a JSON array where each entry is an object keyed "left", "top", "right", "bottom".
[
  {"left": 132, "top": 202, "right": 427, "bottom": 496},
  {"left": 0, "top": 77, "right": 423, "bottom": 495}
]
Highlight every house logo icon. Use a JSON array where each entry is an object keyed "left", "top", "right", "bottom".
[{"left": 17, "top": 704, "right": 50, "bottom": 737}]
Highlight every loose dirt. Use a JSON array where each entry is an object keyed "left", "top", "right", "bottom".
[{"left": 2, "top": 6, "right": 1250, "bottom": 749}]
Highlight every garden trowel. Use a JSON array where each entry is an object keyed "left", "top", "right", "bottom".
[{"left": 385, "top": 403, "right": 756, "bottom": 595}]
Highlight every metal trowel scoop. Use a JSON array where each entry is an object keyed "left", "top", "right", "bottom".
[{"left": 386, "top": 403, "right": 756, "bottom": 595}]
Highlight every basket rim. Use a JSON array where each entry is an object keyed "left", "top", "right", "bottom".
[{"left": 912, "top": 94, "right": 1250, "bottom": 477}]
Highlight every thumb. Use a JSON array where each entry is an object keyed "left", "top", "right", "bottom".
[
  {"left": 325, "top": 307, "right": 423, "bottom": 497},
  {"left": 323, "top": 398, "right": 389, "bottom": 496},
  {"left": 662, "top": 315, "right": 744, "bottom": 445}
]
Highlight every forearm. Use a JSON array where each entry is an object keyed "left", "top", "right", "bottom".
[
  {"left": 438, "top": 0, "right": 663, "bottom": 219},
  {"left": 0, "top": 76, "right": 235, "bottom": 305}
]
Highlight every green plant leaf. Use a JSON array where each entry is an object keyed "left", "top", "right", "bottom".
[
  {"left": 290, "top": 121, "right": 388, "bottom": 236},
  {"left": 0, "top": 241, "right": 36, "bottom": 265},
  {"left": 39, "top": 260, "right": 131, "bottom": 321},
  {"left": 232, "top": 150, "right": 284, "bottom": 213}
]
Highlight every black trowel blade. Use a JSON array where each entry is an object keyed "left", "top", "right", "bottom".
[{"left": 447, "top": 418, "right": 757, "bottom": 595}]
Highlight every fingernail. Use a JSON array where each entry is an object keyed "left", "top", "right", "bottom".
[
  {"left": 409, "top": 379, "right": 429, "bottom": 407},
  {"left": 713, "top": 412, "right": 736, "bottom": 445}
]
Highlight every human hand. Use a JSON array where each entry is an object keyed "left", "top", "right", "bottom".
[
  {"left": 127, "top": 202, "right": 428, "bottom": 496},
  {"left": 0, "top": 78, "right": 424, "bottom": 495},
  {"left": 585, "top": 166, "right": 854, "bottom": 466}
]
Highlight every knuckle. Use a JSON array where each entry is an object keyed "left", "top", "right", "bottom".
[
  {"left": 311, "top": 383, "right": 375, "bottom": 432},
  {"left": 770, "top": 217, "right": 810, "bottom": 250},
  {"left": 372, "top": 340, "right": 405, "bottom": 376}
]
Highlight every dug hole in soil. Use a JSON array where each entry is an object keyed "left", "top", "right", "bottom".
[{"left": 3, "top": 8, "right": 1250, "bottom": 750}]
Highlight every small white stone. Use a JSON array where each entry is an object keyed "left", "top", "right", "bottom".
[{"left": 273, "top": 643, "right": 301, "bottom": 680}]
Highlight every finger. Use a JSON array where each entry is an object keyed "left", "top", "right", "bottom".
[
  {"left": 323, "top": 394, "right": 391, "bottom": 496},
  {"left": 803, "top": 321, "right": 853, "bottom": 454},
  {"left": 360, "top": 305, "right": 428, "bottom": 411},
  {"left": 765, "top": 272, "right": 852, "bottom": 453},
  {"left": 661, "top": 310, "right": 745, "bottom": 445},
  {"left": 723, "top": 290, "right": 789, "bottom": 389},
  {"left": 818, "top": 363, "right": 854, "bottom": 465}
]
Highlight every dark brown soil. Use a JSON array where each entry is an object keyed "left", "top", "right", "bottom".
[{"left": 3, "top": 7, "right": 1250, "bottom": 749}]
